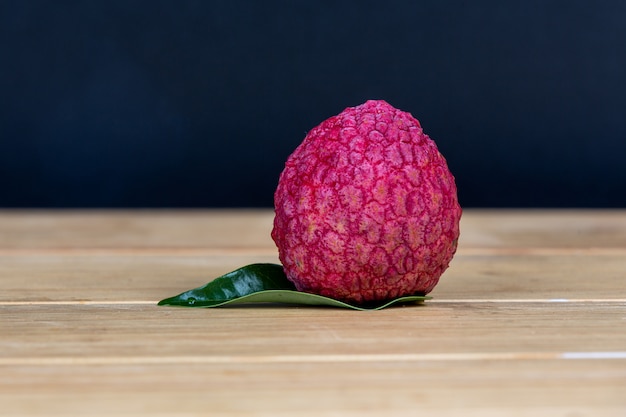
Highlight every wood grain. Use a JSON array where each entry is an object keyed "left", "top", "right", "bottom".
[
  {"left": 2, "top": 302, "right": 625, "bottom": 359},
  {"left": 2, "top": 360, "right": 625, "bottom": 416},
  {"left": 1, "top": 209, "right": 625, "bottom": 416},
  {"left": 1, "top": 253, "right": 624, "bottom": 302}
]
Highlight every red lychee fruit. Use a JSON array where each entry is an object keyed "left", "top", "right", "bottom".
[{"left": 271, "top": 100, "right": 461, "bottom": 305}]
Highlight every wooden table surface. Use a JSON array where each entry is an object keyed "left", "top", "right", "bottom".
[{"left": 1, "top": 209, "right": 625, "bottom": 416}]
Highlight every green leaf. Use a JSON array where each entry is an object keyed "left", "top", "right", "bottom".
[
  {"left": 157, "top": 263, "right": 430, "bottom": 311},
  {"left": 158, "top": 263, "right": 295, "bottom": 306}
]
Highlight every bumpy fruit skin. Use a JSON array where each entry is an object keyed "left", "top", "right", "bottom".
[{"left": 272, "top": 100, "right": 461, "bottom": 304}]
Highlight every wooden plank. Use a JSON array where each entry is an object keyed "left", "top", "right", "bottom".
[
  {"left": 0, "top": 254, "right": 279, "bottom": 302},
  {"left": 1, "top": 360, "right": 625, "bottom": 416},
  {"left": 2, "top": 303, "right": 625, "bottom": 359},
  {"left": 0, "top": 209, "right": 276, "bottom": 251},
  {"left": 433, "top": 253, "right": 626, "bottom": 300},
  {"left": 460, "top": 209, "right": 626, "bottom": 249},
  {"left": 0, "top": 253, "right": 623, "bottom": 302},
  {"left": 2, "top": 209, "right": 626, "bottom": 252}
]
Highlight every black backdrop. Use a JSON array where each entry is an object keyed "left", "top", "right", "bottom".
[{"left": 2, "top": 1, "right": 625, "bottom": 208}]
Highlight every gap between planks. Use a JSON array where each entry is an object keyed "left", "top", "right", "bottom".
[
  {"left": 1, "top": 352, "right": 626, "bottom": 367},
  {"left": 1, "top": 299, "right": 625, "bottom": 306}
]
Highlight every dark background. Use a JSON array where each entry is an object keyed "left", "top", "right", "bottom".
[{"left": 2, "top": 1, "right": 625, "bottom": 208}]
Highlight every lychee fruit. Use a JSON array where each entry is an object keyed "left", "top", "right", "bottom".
[{"left": 271, "top": 100, "right": 461, "bottom": 305}]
